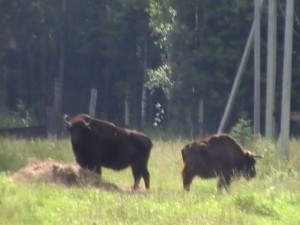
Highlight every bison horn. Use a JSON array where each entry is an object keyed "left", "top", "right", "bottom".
[
  {"left": 253, "top": 154, "right": 264, "bottom": 159},
  {"left": 64, "top": 114, "right": 72, "bottom": 127},
  {"left": 83, "top": 118, "right": 92, "bottom": 129}
]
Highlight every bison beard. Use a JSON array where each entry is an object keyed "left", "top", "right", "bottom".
[
  {"left": 65, "top": 114, "right": 152, "bottom": 189},
  {"left": 181, "top": 134, "right": 262, "bottom": 191}
]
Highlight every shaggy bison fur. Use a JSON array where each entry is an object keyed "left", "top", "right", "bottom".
[
  {"left": 181, "top": 134, "right": 263, "bottom": 190},
  {"left": 65, "top": 114, "right": 153, "bottom": 189}
]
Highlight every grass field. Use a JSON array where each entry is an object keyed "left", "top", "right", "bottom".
[{"left": 0, "top": 136, "right": 300, "bottom": 225}]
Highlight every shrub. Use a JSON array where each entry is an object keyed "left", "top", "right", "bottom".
[
  {"left": 0, "top": 100, "right": 39, "bottom": 128},
  {"left": 230, "top": 118, "right": 255, "bottom": 146}
]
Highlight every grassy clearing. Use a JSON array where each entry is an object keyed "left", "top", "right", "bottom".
[{"left": 0, "top": 137, "right": 299, "bottom": 224}]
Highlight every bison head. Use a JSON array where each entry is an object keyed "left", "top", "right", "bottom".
[
  {"left": 64, "top": 114, "right": 91, "bottom": 130},
  {"left": 181, "top": 144, "right": 190, "bottom": 162},
  {"left": 242, "top": 151, "right": 263, "bottom": 180},
  {"left": 64, "top": 114, "right": 92, "bottom": 145}
]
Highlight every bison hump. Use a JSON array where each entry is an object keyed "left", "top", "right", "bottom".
[{"left": 207, "top": 134, "right": 244, "bottom": 152}]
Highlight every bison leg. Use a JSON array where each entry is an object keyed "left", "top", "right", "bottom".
[
  {"left": 131, "top": 166, "right": 142, "bottom": 190},
  {"left": 217, "top": 173, "right": 231, "bottom": 191},
  {"left": 131, "top": 164, "right": 150, "bottom": 190},
  {"left": 182, "top": 166, "right": 194, "bottom": 191},
  {"left": 87, "top": 165, "right": 102, "bottom": 176},
  {"left": 96, "top": 166, "right": 102, "bottom": 177},
  {"left": 142, "top": 169, "right": 150, "bottom": 189}
]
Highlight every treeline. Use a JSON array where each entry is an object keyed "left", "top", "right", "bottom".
[{"left": 0, "top": 0, "right": 299, "bottom": 135}]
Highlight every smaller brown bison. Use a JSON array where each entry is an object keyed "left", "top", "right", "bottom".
[
  {"left": 181, "top": 134, "right": 263, "bottom": 191},
  {"left": 64, "top": 114, "right": 153, "bottom": 189}
]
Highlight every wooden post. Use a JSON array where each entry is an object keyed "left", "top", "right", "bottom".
[
  {"left": 124, "top": 91, "right": 130, "bottom": 127},
  {"left": 46, "top": 107, "right": 57, "bottom": 136},
  {"left": 188, "top": 110, "right": 194, "bottom": 139},
  {"left": 89, "top": 88, "right": 97, "bottom": 118}
]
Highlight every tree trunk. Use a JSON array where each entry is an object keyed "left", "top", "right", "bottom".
[
  {"left": 198, "top": 98, "right": 204, "bottom": 138},
  {"left": 58, "top": 0, "right": 66, "bottom": 114},
  {"left": 141, "top": 87, "right": 147, "bottom": 127},
  {"left": 141, "top": 34, "right": 148, "bottom": 128}
]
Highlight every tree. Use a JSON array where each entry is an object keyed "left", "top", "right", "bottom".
[{"left": 149, "top": 0, "right": 256, "bottom": 135}]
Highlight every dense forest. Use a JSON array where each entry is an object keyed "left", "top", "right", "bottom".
[{"left": 0, "top": 0, "right": 299, "bottom": 136}]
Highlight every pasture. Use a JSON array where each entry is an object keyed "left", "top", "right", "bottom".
[{"left": 0, "top": 136, "right": 300, "bottom": 224}]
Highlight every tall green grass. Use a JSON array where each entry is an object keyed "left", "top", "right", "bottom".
[
  {"left": 0, "top": 137, "right": 73, "bottom": 172},
  {"left": 0, "top": 137, "right": 299, "bottom": 224}
]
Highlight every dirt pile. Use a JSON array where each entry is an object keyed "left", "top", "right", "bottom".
[{"left": 11, "top": 158, "right": 119, "bottom": 191}]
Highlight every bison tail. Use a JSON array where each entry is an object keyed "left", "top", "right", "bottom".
[{"left": 181, "top": 149, "right": 186, "bottom": 162}]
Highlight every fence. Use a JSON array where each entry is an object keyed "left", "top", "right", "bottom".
[{"left": 0, "top": 126, "right": 47, "bottom": 138}]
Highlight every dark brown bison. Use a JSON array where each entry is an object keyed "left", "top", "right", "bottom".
[
  {"left": 64, "top": 114, "right": 153, "bottom": 189},
  {"left": 181, "top": 134, "right": 263, "bottom": 191}
]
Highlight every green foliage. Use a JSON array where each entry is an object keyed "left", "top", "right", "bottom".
[
  {"left": 232, "top": 192, "right": 279, "bottom": 218},
  {"left": 230, "top": 118, "right": 255, "bottom": 146},
  {"left": 0, "top": 0, "right": 157, "bottom": 124},
  {"left": 146, "top": 64, "right": 173, "bottom": 97},
  {"left": 0, "top": 138, "right": 73, "bottom": 172},
  {"left": 147, "top": 0, "right": 300, "bottom": 133},
  {"left": 0, "top": 101, "right": 39, "bottom": 128},
  {"left": 0, "top": 0, "right": 300, "bottom": 134},
  {"left": 148, "top": 0, "right": 176, "bottom": 49},
  {"left": 149, "top": 0, "right": 256, "bottom": 117}
]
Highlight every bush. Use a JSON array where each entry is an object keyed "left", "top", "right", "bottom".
[
  {"left": 230, "top": 118, "right": 255, "bottom": 146},
  {"left": 0, "top": 100, "right": 39, "bottom": 128}
]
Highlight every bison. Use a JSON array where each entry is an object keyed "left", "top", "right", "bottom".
[
  {"left": 64, "top": 114, "right": 153, "bottom": 189},
  {"left": 181, "top": 134, "right": 263, "bottom": 191}
]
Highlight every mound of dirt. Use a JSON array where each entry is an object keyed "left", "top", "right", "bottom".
[{"left": 11, "top": 159, "right": 120, "bottom": 191}]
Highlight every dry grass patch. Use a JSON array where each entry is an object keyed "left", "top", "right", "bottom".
[{"left": 11, "top": 158, "right": 120, "bottom": 191}]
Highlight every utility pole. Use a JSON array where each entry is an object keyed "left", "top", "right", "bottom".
[
  {"left": 218, "top": 24, "right": 255, "bottom": 133},
  {"left": 218, "top": 0, "right": 265, "bottom": 133},
  {"left": 280, "top": 0, "right": 294, "bottom": 158},
  {"left": 254, "top": 0, "right": 261, "bottom": 134},
  {"left": 265, "top": 0, "right": 277, "bottom": 139}
]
